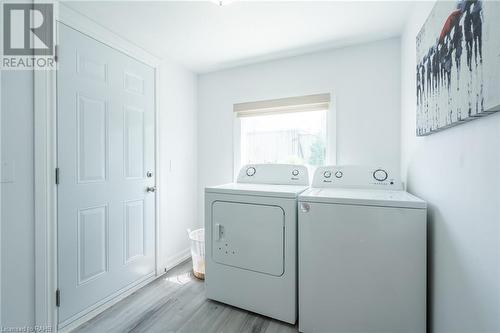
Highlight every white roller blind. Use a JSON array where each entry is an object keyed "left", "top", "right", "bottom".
[{"left": 234, "top": 93, "right": 330, "bottom": 117}]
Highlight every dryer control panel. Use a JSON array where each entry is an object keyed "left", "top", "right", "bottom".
[
  {"left": 237, "top": 164, "right": 309, "bottom": 185},
  {"left": 312, "top": 165, "right": 402, "bottom": 189}
]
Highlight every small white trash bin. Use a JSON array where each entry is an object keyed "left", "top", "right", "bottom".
[{"left": 187, "top": 228, "right": 205, "bottom": 280}]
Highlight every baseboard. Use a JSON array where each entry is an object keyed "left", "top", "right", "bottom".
[
  {"left": 57, "top": 249, "right": 191, "bottom": 332},
  {"left": 164, "top": 248, "right": 191, "bottom": 272},
  {"left": 58, "top": 272, "right": 156, "bottom": 333}
]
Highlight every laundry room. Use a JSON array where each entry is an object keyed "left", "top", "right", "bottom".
[{"left": 1, "top": 1, "right": 500, "bottom": 332}]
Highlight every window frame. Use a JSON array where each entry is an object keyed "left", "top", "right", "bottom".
[{"left": 232, "top": 93, "right": 336, "bottom": 180}]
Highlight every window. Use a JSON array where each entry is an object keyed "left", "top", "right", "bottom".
[{"left": 235, "top": 94, "right": 330, "bottom": 171}]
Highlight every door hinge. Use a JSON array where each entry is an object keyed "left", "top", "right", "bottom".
[
  {"left": 55, "top": 168, "right": 60, "bottom": 185},
  {"left": 54, "top": 44, "right": 59, "bottom": 62},
  {"left": 56, "top": 289, "right": 61, "bottom": 307}
]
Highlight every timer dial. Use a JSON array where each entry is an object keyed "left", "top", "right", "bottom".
[
  {"left": 373, "top": 169, "right": 388, "bottom": 182},
  {"left": 246, "top": 167, "right": 256, "bottom": 177}
]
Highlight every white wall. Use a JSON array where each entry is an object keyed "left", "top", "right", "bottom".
[
  {"left": 157, "top": 60, "right": 198, "bottom": 270},
  {"left": 197, "top": 38, "right": 402, "bottom": 223},
  {"left": 1, "top": 71, "right": 36, "bottom": 326},
  {"left": 401, "top": 2, "right": 500, "bottom": 332}
]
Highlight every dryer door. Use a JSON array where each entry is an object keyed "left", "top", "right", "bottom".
[{"left": 211, "top": 201, "right": 285, "bottom": 276}]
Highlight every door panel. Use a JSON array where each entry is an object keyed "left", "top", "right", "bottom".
[
  {"left": 124, "top": 71, "right": 145, "bottom": 95},
  {"left": 76, "top": 94, "right": 108, "bottom": 183},
  {"left": 211, "top": 201, "right": 285, "bottom": 276},
  {"left": 57, "top": 23, "right": 156, "bottom": 325},
  {"left": 76, "top": 53, "right": 108, "bottom": 82},
  {"left": 124, "top": 199, "right": 145, "bottom": 263},
  {"left": 123, "top": 106, "right": 145, "bottom": 179},
  {"left": 77, "top": 205, "right": 108, "bottom": 284}
]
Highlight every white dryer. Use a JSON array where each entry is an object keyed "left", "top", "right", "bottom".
[
  {"left": 298, "top": 166, "right": 427, "bottom": 333},
  {"left": 205, "top": 164, "right": 309, "bottom": 324}
]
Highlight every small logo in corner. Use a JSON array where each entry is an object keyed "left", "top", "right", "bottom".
[{"left": 2, "top": 3, "right": 55, "bottom": 70}]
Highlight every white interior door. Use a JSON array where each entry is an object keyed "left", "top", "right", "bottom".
[{"left": 57, "top": 23, "right": 156, "bottom": 325}]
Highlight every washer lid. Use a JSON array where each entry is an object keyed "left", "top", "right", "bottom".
[
  {"left": 299, "top": 188, "right": 426, "bottom": 209},
  {"left": 206, "top": 183, "right": 309, "bottom": 198}
]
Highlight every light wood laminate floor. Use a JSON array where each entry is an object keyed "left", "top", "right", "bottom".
[{"left": 73, "top": 260, "right": 299, "bottom": 333}]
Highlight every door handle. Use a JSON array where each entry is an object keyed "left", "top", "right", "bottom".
[
  {"left": 215, "top": 223, "right": 223, "bottom": 240},
  {"left": 146, "top": 186, "right": 156, "bottom": 193}
]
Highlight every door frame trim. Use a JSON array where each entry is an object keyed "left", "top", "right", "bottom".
[{"left": 34, "top": 2, "right": 162, "bottom": 331}]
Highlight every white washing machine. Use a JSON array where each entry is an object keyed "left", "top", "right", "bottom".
[
  {"left": 298, "top": 165, "right": 427, "bottom": 333},
  {"left": 205, "top": 164, "right": 309, "bottom": 324}
]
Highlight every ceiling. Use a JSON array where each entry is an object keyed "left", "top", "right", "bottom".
[{"left": 64, "top": 1, "right": 414, "bottom": 73}]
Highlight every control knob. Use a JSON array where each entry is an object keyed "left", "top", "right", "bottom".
[
  {"left": 373, "top": 169, "right": 388, "bottom": 182},
  {"left": 246, "top": 167, "right": 256, "bottom": 177}
]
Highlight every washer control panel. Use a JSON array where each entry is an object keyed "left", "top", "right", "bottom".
[
  {"left": 237, "top": 164, "right": 309, "bottom": 185},
  {"left": 312, "top": 165, "right": 402, "bottom": 189}
]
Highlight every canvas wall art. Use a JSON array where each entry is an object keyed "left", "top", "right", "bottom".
[{"left": 416, "top": 0, "right": 500, "bottom": 136}]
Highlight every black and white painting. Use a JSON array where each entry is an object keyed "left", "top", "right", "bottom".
[{"left": 416, "top": 0, "right": 500, "bottom": 136}]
